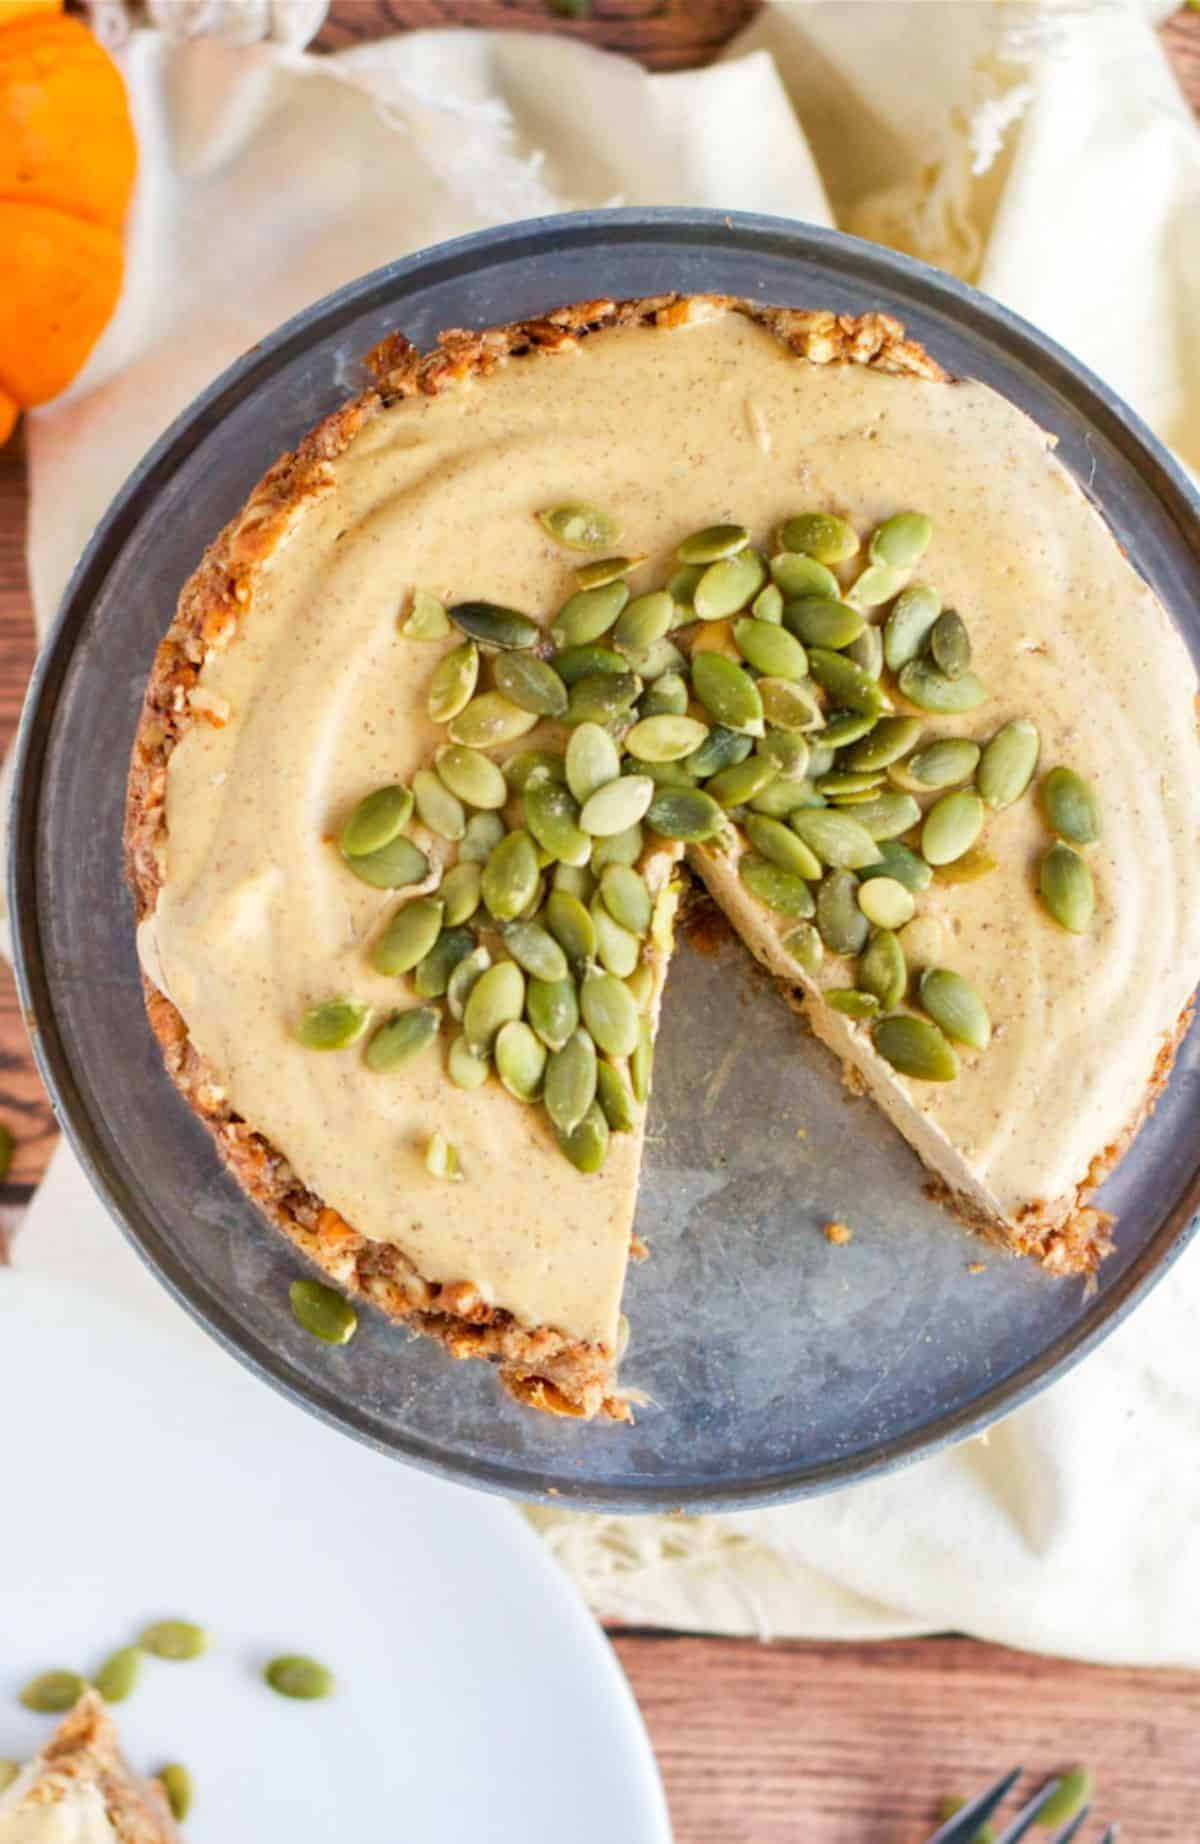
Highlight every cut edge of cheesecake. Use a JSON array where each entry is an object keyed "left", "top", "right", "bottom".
[
  {"left": 0, "top": 1693, "right": 179, "bottom": 1842},
  {"left": 124, "top": 293, "right": 948, "bottom": 1421}
]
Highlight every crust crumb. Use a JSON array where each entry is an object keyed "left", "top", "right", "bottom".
[{"left": 823, "top": 1220, "right": 853, "bottom": 1246}]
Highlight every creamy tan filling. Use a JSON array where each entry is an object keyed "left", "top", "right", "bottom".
[{"left": 144, "top": 310, "right": 1200, "bottom": 1343}]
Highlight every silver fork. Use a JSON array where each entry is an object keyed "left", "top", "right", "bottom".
[{"left": 927, "top": 1768, "right": 1116, "bottom": 1844}]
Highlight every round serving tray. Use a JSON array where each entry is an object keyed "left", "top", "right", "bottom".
[{"left": 11, "top": 209, "right": 1200, "bottom": 1512}]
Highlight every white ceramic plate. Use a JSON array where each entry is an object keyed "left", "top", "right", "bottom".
[{"left": 0, "top": 1148, "right": 671, "bottom": 1844}]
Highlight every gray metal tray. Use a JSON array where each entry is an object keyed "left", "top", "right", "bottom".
[{"left": 11, "top": 210, "right": 1200, "bottom": 1512}]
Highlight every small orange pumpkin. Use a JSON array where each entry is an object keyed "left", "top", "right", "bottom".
[{"left": 0, "top": 5, "right": 137, "bottom": 442}]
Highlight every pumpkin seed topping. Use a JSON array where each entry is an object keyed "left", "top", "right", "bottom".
[
  {"left": 843, "top": 715, "right": 923, "bottom": 771},
  {"left": 340, "top": 784, "right": 413, "bottom": 858},
  {"left": 545, "top": 1029, "right": 598, "bottom": 1136},
  {"left": 576, "top": 554, "right": 645, "bottom": 590},
  {"left": 552, "top": 581, "right": 630, "bottom": 650},
  {"left": 858, "top": 929, "right": 907, "bottom": 1009},
  {"left": 734, "top": 617, "right": 808, "bottom": 680},
  {"left": 921, "top": 789, "right": 985, "bottom": 866},
  {"left": 771, "top": 551, "right": 840, "bottom": 599},
  {"left": 493, "top": 653, "right": 569, "bottom": 718},
  {"left": 693, "top": 549, "right": 767, "bottom": 621},
  {"left": 448, "top": 690, "right": 539, "bottom": 749},
  {"left": 897, "top": 658, "right": 986, "bottom": 714},
  {"left": 883, "top": 583, "right": 941, "bottom": 672},
  {"left": 919, "top": 968, "right": 992, "bottom": 1050},
  {"left": 403, "top": 590, "right": 451, "bottom": 640},
  {"left": 449, "top": 601, "right": 541, "bottom": 651},
  {"left": 373, "top": 898, "right": 445, "bottom": 976},
  {"left": 1039, "top": 843, "right": 1094, "bottom": 933},
  {"left": 816, "top": 869, "right": 869, "bottom": 957},
  {"left": 365, "top": 1005, "right": 441, "bottom": 1072},
  {"left": 929, "top": 608, "right": 972, "bottom": 679},
  {"left": 624, "top": 714, "right": 710, "bottom": 763},
  {"left": 494, "top": 1021, "right": 548, "bottom": 1102},
  {"left": 555, "top": 1101, "right": 610, "bottom": 1174},
  {"left": 857, "top": 876, "right": 916, "bottom": 930},
  {"left": 646, "top": 787, "right": 725, "bottom": 843},
  {"left": 977, "top": 717, "right": 1040, "bottom": 809},
  {"left": 1041, "top": 766, "right": 1102, "bottom": 846},
  {"left": 539, "top": 502, "right": 620, "bottom": 551},
  {"left": 596, "top": 1061, "right": 637, "bottom": 1134},
  {"left": 779, "top": 511, "right": 859, "bottom": 564},
  {"left": 435, "top": 744, "right": 507, "bottom": 811},
  {"left": 297, "top": 998, "right": 370, "bottom": 1052},
  {"left": 783, "top": 595, "right": 865, "bottom": 651},
  {"left": 781, "top": 922, "right": 824, "bottom": 975},
  {"left": 426, "top": 1130, "right": 465, "bottom": 1179},
  {"left": 847, "top": 561, "right": 906, "bottom": 609},
  {"left": 825, "top": 989, "right": 881, "bottom": 1019},
  {"left": 873, "top": 1013, "right": 960, "bottom": 1082},
  {"left": 904, "top": 737, "right": 980, "bottom": 789},
  {"left": 739, "top": 854, "right": 816, "bottom": 918},
  {"left": 869, "top": 510, "right": 932, "bottom": 569},
  {"left": 677, "top": 523, "right": 749, "bottom": 563}
]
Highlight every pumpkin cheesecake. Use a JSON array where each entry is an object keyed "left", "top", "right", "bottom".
[
  {"left": 0, "top": 1695, "right": 179, "bottom": 1842},
  {"left": 126, "top": 295, "right": 1200, "bottom": 1419}
]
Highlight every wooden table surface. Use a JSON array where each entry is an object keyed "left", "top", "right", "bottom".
[{"left": 3, "top": 5, "right": 1199, "bottom": 1838}]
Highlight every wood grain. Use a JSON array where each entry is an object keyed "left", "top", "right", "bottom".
[{"left": 2, "top": 11, "right": 1199, "bottom": 1839}]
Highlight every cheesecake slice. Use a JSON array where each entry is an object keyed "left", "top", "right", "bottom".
[
  {"left": 0, "top": 1695, "right": 178, "bottom": 1842},
  {"left": 126, "top": 295, "right": 1200, "bottom": 1418}
]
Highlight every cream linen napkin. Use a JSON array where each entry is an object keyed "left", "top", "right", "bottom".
[{"left": 17, "top": 1, "right": 1200, "bottom": 1666}]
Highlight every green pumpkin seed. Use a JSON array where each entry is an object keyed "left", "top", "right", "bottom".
[
  {"left": 692, "top": 550, "right": 767, "bottom": 622},
  {"left": 779, "top": 511, "right": 859, "bottom": 564},
  {"left": 581, "top": 972, "right": 641, "bottom": 1058},
  {"left": 552, "top": 863, "right": 595, "bottom": 902},
  {"left": 625, "top": 714, "right": 710, "bottom": 763},
  {"left": 459, "top": 811, "right": 506, "bottom": 863},
  {"left": 752, "top": 583, "right": 784, "bottom": 623},
  {"left": 790, "top": 809, "right": 881, "bottom": 871},
  {"left": 482, "top": 829, "right": 540, "bottom": 921},
  {"left": 592, "top": 825, "right": 643, "bottom": 871},
  {"left": 411, "top": 768, "right": 465, "bottom": 842},
  {"left": 427, "top": 641, "right": 480, "bottom": 725},
  {"left": 750, "top": 777, "right": 820, "bottom": 817},
  {"left": 263, "top": 1655, "right": 335, "bottom": 1701},
  {"left": 645, "top": 787, "right": 725, "bottom": 843},
  {"left": 843, "top": 715, "right": 922, "bottom": 771},
  {"left": 448, "top": 1031, "right": 490, "bottom": 1090},
  {"left": 94, "top": 1646, "right": 142, "bottom": 1704},
  {"left": 770, "top": 551, "right": 839, "bottom": 599},
  {"left": 490, "top": 653, "right": 567, "bottom": 719},
  {"left": 677, "top": 523, "right": 749, "bottom": 563},
  {"left": 706, "top": 755, "right": 778, "bottom": 807},
  {"left": 555, "top": 1100, "right": 610, "bottom": 1174},
  {"left": 625, "top": 962, "right": 656, "bottom": 1012},
  {"left": 815, "top": 712, "right": 870, "bottom": 750},
  {"left": 545, "top": 890, "right": 597, "bottom": 973},
  {"left": 435, "top": 744, "right": 507, "bottom": 810},
  {"left": 1034, "top": 1768, "right": 1094, "bottom": 1828},
  {"left": 297, "top": 998, "right": 370, "bottom": 1051},
  {"left": 576, "top": 554, "right": 644, "bottom": 589},
  {"left": 845, "top": 791, "right": 922, "bottom": 841},
  {"left": 439, "top": 863, "right": 482, "bottom": 928},
  {"left": 929, "top": 608, "right": 971, "bottom": 680},
  {"left": 365, "top": 1005, "right": 440, "bottom": 1071},
  {"left": 897, "top": 657, "right": 986, "bottom": 713},
  {"left": 757, "top": 731, "right": 810, "bottom": 779},
  {"left": 781, "top": 922, "right": 824, "bottom": 975},
  {"left": 691, "top": 652, "right": 764, "bottom": 734},
  {"left": 566, "top": 722, "right": 621, "bottom": 804},
  {"left": 745, "top": 813, "right": 822, "bottom": 879},
  {"left": 158, "top": 1764, "right": 193, "bottom": 1822},
  {"left": 539, "top": 502, "right": 620, "bottom": 552},
  {"left": 339, "top": 784, "right": 414, "bottom": 857},
  {"left": 883, "top": 583, "right": 941, "bottom": 672},
  {"left": 733, "top": 617, "right": 808, "bottom": 681},
  {"left": 857, "top": 839, "right": 933, "bottom": 893},
  {"left": 372, "top": 898, "right": 444, "bottom": 976},
  {"left": 816, "top": 769, "right": 886, "bottom": 797},
  {"left": 614, "top": 591, "right": 675, "bottom": 656},
  {"left": 808, "top": 648, "right": 888, "bottom": 716},
  {"left": 494, "top": 1020, "right": 548, "bottom": 1101},
  {"left": 596, "top": 1061, "right": 637, "bottom": 1133},
  {"left": 858, "top": 928, "right": 907, "bottom": 1009},
  {"left": 872, "top": 1013, "right": 959, "bottom": 1082},
  {"left": 565, "top": 671, "right": 641, "bottom": 726},
  {"left": 640, "top": 671, "right": 690, "bottom": 718},
  {"left": 933, "top": 847, "right": 997, "bottom": 884},
  {"left": 449, "top": 601, "right": 541, "bottom": 651},
  {"left": 816, "top": 869, "right": 869, "bottom": 956},
  {"left": 341, "top": 831, "right": 429, "bottom": 891},
  {"left": 0, "top": 1763, "right": 21, "bottom": 1795},
  {"left": 600, "top": 865, "right": 652, "bottom": 936},
  {"left": 140, "top": 1620, "right": 209, "bottom": 1662},
  {"left": 505, "top": 749, "right": 566, "bottom": 792},
  {"left": 686, "top": 723, "right": 753, "bottom": 779},
  {"left": 666, "top": 563, "right": 704, "bottom": 607},
  {"left": 526, "top": 975, "right": 580, "bottom": 1051},
  {"left": 545, "top": 1029, "right": 598, "bottom": 1135},
  {"left": 498, "top": 921, "right": 566, "bottom": 983},
  {"left": 919, "top": 967, "right": 991, "bottom": 1050},
  {"left": 552, "top": 582, "right": 630, "bottom": 650},
  {"left": 1039, "top": 843, "right": 1094, "bottom": 933},
  {"left": 523, "top": 772, "right": 591, "bottom": 867},
  {"left": 464, "top": 961, "right": 525, "bottom": 1053},
  {"left": 21, "top": 1670, "right": 88, "bottom": 1713},
  {"left": 642, "top": 756, "right": 695, "bottom": 788},
  {"left": 825, "top": 988, "right": 881, "bottom": 1019},
  {"left": 755, "top": 677, "right": 823, "bottom": 733},
  {"left": 855, "top": 873, "right": 916, "bottom": 932},
  {"left": 1041, "top": 766, "right": 1102, "bottom": 846},
  {"left": 739, "top": 854, "right": 816, "bottom": 918},
  {"left": 977, "top": 717, "right": 1039, "bottom": 809},
  {"left": 846, "top": 623, "right": 884, "bottom": 680},
  {"left": 783, "top": 596, "right": 865, "bottom": 651},
  {"left": 553, "top": 644, "right": 628, "bottom": 685},
  {"left": 847, "top": 561, "right": 906, "bottom": 609},
  {"left": 448, "top": 691, "right": 539, "bottom": 748},
  {"left": 591, "top": 897, "right": 641, "bottom": 977},
  {"left": 870, "top": 510, "right": 932, "bottom": 569},
  {"left": 898, "top": 915, "right": 947, "bottom": 969},
  {"left": 580, "top": 775, "right": 655, "bottom": 837},
  {"left": 630, "top": 1017, "right": 654, "bottom": 1103},
  {"left": 905, "top": 738, "right": 981, "bottom": 788},
  {"left": 446, "top": 944, "right": 491, "bottom": 1020},
  {"left": 921, "top": 789, "right": 985, "bottom": 866},
  {"left": 629, "top": 636, "right": 685, "bottom": 684}
]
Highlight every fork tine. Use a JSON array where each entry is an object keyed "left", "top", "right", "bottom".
[
  {"left": 1096, "top": 1831, "right": 1118, "bottom": 1844},
  {"left": 927, "top": 1769, "right": 1024, "bottom": 1843},
  {"left": 1049, "top": 1811, "right": 1090, "bottom": 1844},
  {"left": 993, "top": 1779, "right": 1068, "bottom": 1844}
]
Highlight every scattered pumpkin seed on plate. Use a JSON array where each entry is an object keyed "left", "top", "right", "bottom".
[
  {"left": 19, "top": 1671, "right": 88, "bottom": 1714},
  {"left": 94, "top": 1647, "right": 142, "bottom": 1705},
  {"left": 263, "top": 1655, "right": 336, "bottom": 1701},
  {"left": 139, "top": 1621, "right": 208, "bottom": 1662},
  {"left": 158, "top": 1764, "right": 193, "bottom": 1823},
  {"left": 289, "top": 1280, "right": 357, "bottom": 1347}
]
